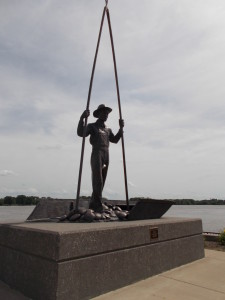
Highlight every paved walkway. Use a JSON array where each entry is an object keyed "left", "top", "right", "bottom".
[
  {"left": 94, "top": 249, "right": 225, "bottom": 300},
  {"left": 1, "top": 249, "right": 225, "bottom": 300}
]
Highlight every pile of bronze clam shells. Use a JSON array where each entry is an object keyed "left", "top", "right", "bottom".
[{"left": 60, "top": 203, "right": 129, "bottom": 222}]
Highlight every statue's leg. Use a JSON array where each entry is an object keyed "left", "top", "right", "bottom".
[
  {"left": 102, "top": 164, "right": 108, "bottom": 189},
  {"left": 89, "top": 151, "right": 103, "bottom": 211},
  {"left": 102, "top": 150, "right": 109, "bottom": 189}
]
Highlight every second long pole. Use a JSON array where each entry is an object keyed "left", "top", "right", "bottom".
[{"left": 106, "top": 8, "right": 130, "bottom": 210}]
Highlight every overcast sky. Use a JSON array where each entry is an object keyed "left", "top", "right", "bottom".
[{"left": 1, "top": 0, "right": 225, "bottom": 200}]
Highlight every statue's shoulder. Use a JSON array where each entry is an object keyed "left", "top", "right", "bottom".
[
  {"left": 87, "top": 122, "right": 97, "bottom": 133},
  {"left": 88, "top": 122, "right": 95, "bottom": 126}
]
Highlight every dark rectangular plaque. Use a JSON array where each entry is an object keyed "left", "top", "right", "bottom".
[{"left": 150, "top": 227, "right": 158, "bottom": 239}]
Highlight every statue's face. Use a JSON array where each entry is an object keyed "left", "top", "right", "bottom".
[{"left": 98, "top": 110, "right": 109, "bottom": 121}]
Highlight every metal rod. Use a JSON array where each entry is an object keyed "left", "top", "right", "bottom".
[
  {"left": 75, "top": 6, "right": 107, "bottom": 210},
  {"left": 106, "top": 8, "right": 130, "bottom": 210}
]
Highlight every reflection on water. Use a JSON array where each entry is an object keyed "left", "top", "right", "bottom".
[{"left": 0, "top": 205, "right": 224, "bottom": 232}]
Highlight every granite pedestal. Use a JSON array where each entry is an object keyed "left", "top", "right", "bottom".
[{"left": 0, "top": 218, "right": 204, "bottom": 300}]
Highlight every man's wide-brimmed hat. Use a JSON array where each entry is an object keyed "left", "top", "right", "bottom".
[{"left": 93, "top": 104, "right": 112, "bottom": 118}]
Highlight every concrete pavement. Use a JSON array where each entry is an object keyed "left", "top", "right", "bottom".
[
  {"left": 94, "top": 249, "right": 225, "bottom": 300},
  {"left": 0, "top": 249, "right": 224, "bottom": 300}
]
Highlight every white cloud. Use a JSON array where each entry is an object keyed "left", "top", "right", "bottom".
[
  {"left": 128, "top": 181, "right": 136, "bottom": 187},
  {"left": 0, "top": 170, "right": 16, "bottom": 176}
]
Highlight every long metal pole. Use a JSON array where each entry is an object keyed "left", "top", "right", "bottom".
[
  {"left": 75, "top": 6, "right": 107, "bottom": 210},
  {"left": 106, "top": 8, "right": 130, "bottom": 210}
]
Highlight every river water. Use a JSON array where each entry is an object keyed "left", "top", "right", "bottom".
[
  {"left": 164, "top": 205, "right": 225, "bottom": 233},
  {"left": 0, "top": 205, "right": 224, "bottom": 233}
]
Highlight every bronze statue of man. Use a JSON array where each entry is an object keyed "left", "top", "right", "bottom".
[{"left": 77, "top": 104, "right": 124, "bottom": 212}]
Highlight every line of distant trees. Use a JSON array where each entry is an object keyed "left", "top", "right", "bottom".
[
  {"left": 175, "top": 199, "right": 225, "bottom": 205},
  {"left": 130, "top": 197, "right": 225, "bottom": 205},
  {"left": 0, "top": 195, "right": 93, "bottom": 206},
  {"left": 0, "top": 195, "right": 40, "bottom": 206},
  {"left": 0, "top": 195, "right": 225, "bottom": 206},
  {"left": 176, "top": 199, "right": 225, "bottom": 205}
]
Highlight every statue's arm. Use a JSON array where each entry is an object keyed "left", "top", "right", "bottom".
[
  {"left": 109, "top": 119, "right": 124, "bottom": 143},
  {"left": 77, "top": 110, "right": 91, "bottom": 137}
]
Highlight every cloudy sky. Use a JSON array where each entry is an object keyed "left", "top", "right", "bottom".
[{"left": 1, "top": 0, "right": 225, "bottom": 200}]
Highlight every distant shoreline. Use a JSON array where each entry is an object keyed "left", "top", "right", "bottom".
[{"left": 0, "top": 196, "right": 225, "bottom": 206}]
